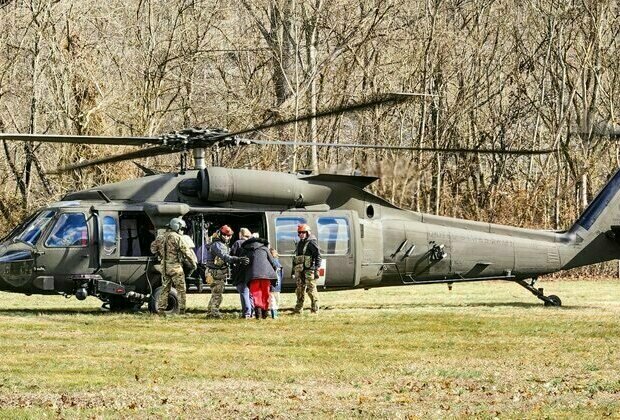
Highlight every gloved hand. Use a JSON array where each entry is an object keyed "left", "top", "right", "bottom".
[
  {"left": 236, "top": 256, "right": 250, "bottom": 266},
  {"left": 314, "top": 270, "right": 320, "bottom": 280}
]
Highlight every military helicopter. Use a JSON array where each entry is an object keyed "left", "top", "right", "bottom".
[{"left": 0, "top": 93, "right": 616, "bottom": 313}]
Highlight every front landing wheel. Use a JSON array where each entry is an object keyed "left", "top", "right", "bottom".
[
  {"left": 148, "top": 286, "right": 179, "bottom": 314},
  {"left": 544, "top": 294, "right": 562, "bottom": 307}
]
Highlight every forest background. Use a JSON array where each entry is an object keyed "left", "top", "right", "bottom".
[{"left": 0, "top": 0, "right": 618, "bottom": 276}]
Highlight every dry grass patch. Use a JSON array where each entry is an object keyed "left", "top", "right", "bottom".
[{"left": 0, "top": 279, "right": 619, "bottom": 418}]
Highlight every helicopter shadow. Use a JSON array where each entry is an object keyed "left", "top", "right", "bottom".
[
  {"left": 0, "top": 307, "right": 248, "bottom": 317},
  {"left": 0, "top": 307, "right": 274, "bottom": 317},
  {"left": 314, "top": 302, "right": 587, "bottom": 310},
  {"left": 0, "top": 302, "right": 593, "bottom": 317},
  {"left": 0, "top": 307, "right": 114, "bottom": 316}
]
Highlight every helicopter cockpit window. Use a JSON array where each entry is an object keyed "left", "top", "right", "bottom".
[
  {"left": 102, "top": 216, "right": 117, "bottom": 255},
  {"left": 16, "top": 210, "right": 56, "bottom": 245},
  {"left": 45, "top": 213, "right": 88, "bottom": 248},
  {"left": 275, "top": 217, "right": 307, "bottom": 255},
  {"left": 317, "top": 216, "right": 350, "bottom": 255}
]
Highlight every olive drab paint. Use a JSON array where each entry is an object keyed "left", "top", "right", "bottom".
[{"left": 2, "top": 166, "right": 620, "bottom": 311}]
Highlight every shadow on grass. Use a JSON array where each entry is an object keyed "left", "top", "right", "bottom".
[
  {"left": 0, "top": 301, "right": 589, "bottom": 317},
  {"left": 317, "top": 301, "right": 587, "bottom": 310},
  {"left": 0, "top": 307, "right": 109, "bottom": 316},
  {"left": 0, "top": 307, "right": 248, "bottom": 317}
]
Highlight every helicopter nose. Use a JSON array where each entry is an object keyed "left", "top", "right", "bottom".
[{"left": 0, "top": 249, "right": 35, "bottom": 290}]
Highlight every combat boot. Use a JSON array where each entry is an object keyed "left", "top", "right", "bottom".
[
  {"left": 310, "top": 303, "right": 319, "bottom": 314},
  {"left": 293, "top": 303, "right": 303, "bottom": 314},
  {"left": 207, "top": 311, "right": 222, "bottom": 319}
]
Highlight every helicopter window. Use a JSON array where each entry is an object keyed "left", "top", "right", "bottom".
[
  {"left": 45, "top": 213, "right": 88, "bottom": 247},
  {"left": 119, "top": 212, "right": 155, "bottom": 257},
  {"left": 102, "top": 216, "right": 117, "bottom": 255},
  {"left": 317, "top": 217, "right": 350, "bottom": 255},
  {"left": 16, "top": 210, "right": 56, "bottom": 245},
  {"left": 275, "top": 217, "right": 307, "bottom": 255}
]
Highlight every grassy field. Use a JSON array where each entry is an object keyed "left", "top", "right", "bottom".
[{"left": 0, "top": 280, "right": 619, "bottom": 419}]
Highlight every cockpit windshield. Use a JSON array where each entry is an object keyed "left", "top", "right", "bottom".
[{"left": 14, "top": 210, "right": 56, "bottom": 246}]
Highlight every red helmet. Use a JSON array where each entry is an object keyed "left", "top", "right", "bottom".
[
  {"left": 297, "top": 223, "right": 311, "bottom": 233},
  {"left": 219, "top": 225, "right": 234, "bottom": 236}
]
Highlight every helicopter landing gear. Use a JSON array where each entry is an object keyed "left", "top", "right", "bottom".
[
  {"left": 148, "top": 286, "right": 180, "bottom": 314},
  {"left": 515, "top": 278, "right": 562, "bottom": 307},
  {"left": 544, "top": 295, "right": 562, "bottom": 307}
]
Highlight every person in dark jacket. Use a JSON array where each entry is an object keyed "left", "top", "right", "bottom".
[
  {"left": 230, "top": 227, "right": 253, "bottom": 318},
  {"left": 204, "top": 225, "right": 249, "bottom": 318},
  {"left": 241, "top": 236, "right": 278, "bottom": 319},
  {"left": 292, "top": 224, "right": 322, "bottom": 314}
]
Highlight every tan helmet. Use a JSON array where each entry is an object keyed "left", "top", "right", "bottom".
[{"left": 168, "top": 217, "right": 186, "bottom": 232}]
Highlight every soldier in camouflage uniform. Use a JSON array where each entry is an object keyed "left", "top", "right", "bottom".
[
  {"left": 150, "top": 217, "right": 197, "bottom": 314},
  {"left": 292, "top": 224, "right": 322, "bottom": 314},
  {"left": 204, "top": 225, "right": 249, "bottom": 318}
]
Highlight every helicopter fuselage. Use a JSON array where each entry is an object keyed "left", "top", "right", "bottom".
[{"left": 0, "top": 167, "right": 618, "bottom": 309}]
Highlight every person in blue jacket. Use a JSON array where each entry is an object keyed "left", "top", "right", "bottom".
[
  {"left": 269, "top": 248, "right": 283, "bottom": 318},
  {"left": 230, "top": 227, "right": 253, "bottom": 318}
]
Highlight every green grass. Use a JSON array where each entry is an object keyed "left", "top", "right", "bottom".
[{"left": 0, "top": 279, "right": 619, "bottom": 418}]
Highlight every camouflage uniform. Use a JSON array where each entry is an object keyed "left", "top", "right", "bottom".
[
  {"left": 208, "top": 268, "right": 227, "bottom": 316},
  {"left": 205, "top": 234, "right": 237, "bottom": 317},
  {"left": 151, "top": 230, "right": 197, "bottom": 313},
  {"left": 293, "top": 235, "right": 321, "bottom": 313}
]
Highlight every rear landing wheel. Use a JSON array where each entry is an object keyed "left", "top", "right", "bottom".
[
  {"left": 544, "top": 294, "right": 562, "bottom": 307},
  {"left": 515, "top": 279, "right": 562, "bottom": 307}
]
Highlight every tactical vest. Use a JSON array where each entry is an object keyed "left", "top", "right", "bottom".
[
  {"left": 207, "top": 241, "right": 227, "bottom": 269},
  {"left": 293, "top": 241, "right": 313, "bottom": 273}
]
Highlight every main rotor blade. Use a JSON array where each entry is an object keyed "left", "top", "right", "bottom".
[
  {"left": 219, "top": 93, "right": 424, "bottom": 139},
  {"left": 0, "top": 133, "right": 157, "bottom": 146},
  {"left": 246, "top": 139, "right": 555, "bottom": 155},
  {"left": 47, "top": 146, "right": 173, "bottom": 174}
]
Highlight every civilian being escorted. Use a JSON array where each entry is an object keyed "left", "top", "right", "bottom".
[
  {"left": 241, "top": 236, "right": 278, "bottom": 319},
  {"left": 269, "top": 248, "right": 283, "bottom": 319},
  {"left": 230, "top": 227, "right": 253, "bottom": 318}
]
